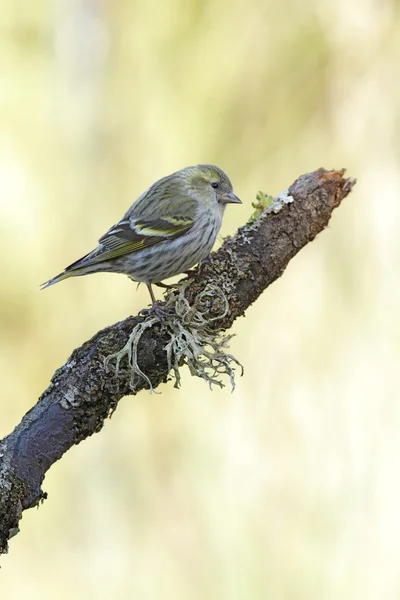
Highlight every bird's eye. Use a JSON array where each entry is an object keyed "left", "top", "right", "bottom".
[{"left": 211, "top": 182, "right": 219, "bottom": 189}]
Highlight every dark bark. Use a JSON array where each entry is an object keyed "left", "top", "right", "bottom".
[{"left": 0, "top": 168, "right": 355, "bottom": 554}]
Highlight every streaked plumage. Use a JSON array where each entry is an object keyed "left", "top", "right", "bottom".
[{"left": 41, "top": 164, "right": 241, "bottom": 303}]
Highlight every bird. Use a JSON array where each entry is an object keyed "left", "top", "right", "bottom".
[{"left": 41, "top": 164, "right": 242, "bottom": 305}]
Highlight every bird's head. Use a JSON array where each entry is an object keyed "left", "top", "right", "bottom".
[{"left": 183, "top": 164, "right": 242, "bottom": 210}]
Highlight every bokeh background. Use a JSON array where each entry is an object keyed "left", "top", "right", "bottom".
[{"left": 1, "top": 0, "right": 400, "bottom": 597}]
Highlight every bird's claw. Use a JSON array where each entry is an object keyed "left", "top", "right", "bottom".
[{"left": 139, "top": 301, "right": 171, "bottom": 328}]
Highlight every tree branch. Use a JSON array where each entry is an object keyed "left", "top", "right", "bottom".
[{"left": 0, "top": 168, "right": 355, "bottom": 554}]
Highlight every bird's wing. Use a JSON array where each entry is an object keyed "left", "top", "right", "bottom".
[{"left": 69, "top": 196, "right": 198, "bottom": 269}]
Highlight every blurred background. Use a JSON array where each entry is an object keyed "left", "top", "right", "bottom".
[{"left": 1, "top": 0, "right": 400, "bottom": 597}]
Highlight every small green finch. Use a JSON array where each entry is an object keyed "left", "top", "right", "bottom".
[{"left": 41, "top": 165, "right": 241, "bottom": 304}]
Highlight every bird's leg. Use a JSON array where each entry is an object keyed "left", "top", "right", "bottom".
[
  {"left": 142, "top": 283, "right": 171, "bottom": 325},
  {"left": 139, "top": 283, "right": 157, "bottom": 316},
  {"left": 146, "top": 283, "right": 157, "bottom": 305}
]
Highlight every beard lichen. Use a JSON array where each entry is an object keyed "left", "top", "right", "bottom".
[{"left": 104, "top": 282, "right": 243, "bottom": 394}]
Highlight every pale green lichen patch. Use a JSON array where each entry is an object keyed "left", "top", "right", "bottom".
[
  {"left": 246, "top": 188, "right": 295, "bottom": 226},
  {"left": 247, "top": 191, "right": 274, "bottom": 225},
  {"left": 104, "top": 282, "right": 243, "bottom": 393}
]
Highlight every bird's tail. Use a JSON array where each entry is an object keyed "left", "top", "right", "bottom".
[
  {"left": 40, "top": 270, "right": 76, "bottom": 289},
  {"left": 41, "top": 249, "right": 94, "bottom": 289}
]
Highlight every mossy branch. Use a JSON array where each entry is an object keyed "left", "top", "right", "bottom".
[{"left": 0, "top": 168, "right": 356, "bottom": 554}]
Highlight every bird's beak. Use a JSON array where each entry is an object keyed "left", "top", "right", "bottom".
[{"left": 220, "top": 191, "right": 242, "bottom": 205}]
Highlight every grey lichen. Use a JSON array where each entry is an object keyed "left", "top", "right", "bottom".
[
  {"left": 266, "top": 189, "right": 294, "bottom": 214},
  {"left": 104, "top": 317, "right": 159, "bottom": 392},
  {"left": 60, "top": 384, "right": 80, "bottom": 410},
  {"left": 104, "top": 282, "right": 243, "bottom": 393},
  {"left": 0, "top": 445, "right": 24, "bottom": 552},
  {"left": 0, "top": 447, "right": 12, "bottom": 492}
]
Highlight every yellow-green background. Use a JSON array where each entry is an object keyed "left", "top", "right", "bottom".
[{"left": 1, "top": 0, "right": 399, "bottom": 597}]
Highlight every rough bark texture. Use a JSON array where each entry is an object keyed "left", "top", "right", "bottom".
[{"left": 0, "top": 168, "right": 355, "bottom": 554}]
